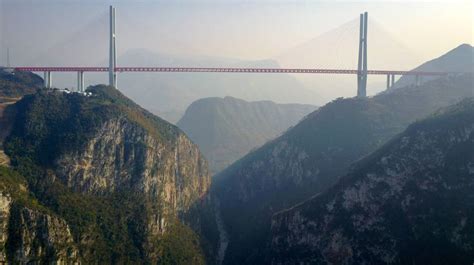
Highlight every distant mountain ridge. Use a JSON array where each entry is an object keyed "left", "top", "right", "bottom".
[
  {"left": 177, "top": 96, "right": 316, "bottom": 174},
  {"left": 393, "top": 44, "right": 474, "bottom": 89}
]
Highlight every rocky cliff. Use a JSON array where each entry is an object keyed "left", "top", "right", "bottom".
[
  {"left": 213, "top": 72, "right": 473, "bottom": 264},
  {"left": 0, "top": 167, "right": 80, "bottom": 264},
  {"left": 271, "top": 98, "right": 474, "bottom": 265},
  {"left": 2, "top": 85, "right": 216, "bottom": 264},
  {"left": 177, "top": 96, "right": 316, "bottom": 174}
]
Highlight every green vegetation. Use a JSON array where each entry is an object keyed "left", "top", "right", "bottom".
[
  {"left": 0, "top": 166, "right": 45, "bottom": 212},
  {"left": 0, "top": 70, "right": 42, "bottom": 98},
  {"left": 153, "top": 219, "right": 206, "bottom": 265},
  {"left": 87, "top": 85, "right": 179, "bottom": 143}
]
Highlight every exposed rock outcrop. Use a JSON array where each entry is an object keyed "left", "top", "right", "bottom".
[
  {"left": 55, "top": 117, "right": 210, "bottom": 234},
  {"left": 0, "top": 192, "right": 12, "bottom": 263},
  {"left": 7, "top": 201, "right": 80, "bottom": 264}
]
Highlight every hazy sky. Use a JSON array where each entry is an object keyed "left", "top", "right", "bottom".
[{"left": 0, "top": 0, "right": 472, "bottom": 65}]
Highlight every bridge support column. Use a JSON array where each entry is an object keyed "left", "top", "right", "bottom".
[
  {"left": 357, "top": 12, "right": 368, "bottom": 97},
  {"left": 415, "top": 75, "right": 421, "bottom": 87},
  {"left": 391, "top": 74, "right": 395, "bottom": 87},
  {"left": 77, "top": 71, "right": 84, "bottom": 92},
  {"left": 43, "top": 72, "right": 48, "bottom": 88},
  {"left": 43, "top": 71, "right": 52, "bottom": 89},
  {"left": 386, "top": 74, "right": 391, "bottom": 90}
]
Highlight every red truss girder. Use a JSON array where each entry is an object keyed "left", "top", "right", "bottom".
[{"left": 11, "top": 67, "right": 466, "bottom": 76}]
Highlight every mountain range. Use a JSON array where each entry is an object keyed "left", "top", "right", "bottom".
[{"left": 177, "top": 96, "right": 316, "bottom": 174}]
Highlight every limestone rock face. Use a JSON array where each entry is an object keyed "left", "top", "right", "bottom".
[
  {"left": 270, "top": 99, "right": 474, "bottom": 265},
  {"left": 55, "top": 116, "right": 210, "bottom": 234},
  {"left": 0, "top": 192, "right": 80, "bottom": 265},
  {"left": 0, "top": 192, "right": 11, "bottom": 263}
]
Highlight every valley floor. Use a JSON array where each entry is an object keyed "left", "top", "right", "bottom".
[{"left": 215, "top": 199, "right": 229, "bottom": 265}]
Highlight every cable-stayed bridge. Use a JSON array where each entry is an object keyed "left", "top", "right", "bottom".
[{"left": 2, "top": 7, "right": 470, "bottom": 97}]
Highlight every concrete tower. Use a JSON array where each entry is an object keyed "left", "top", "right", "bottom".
[
  {"left": 357, "top": 12, "right": 368, "bottom": 97},
  {"left": 109, "top": 6, "right": 117, "bottom": 87}
]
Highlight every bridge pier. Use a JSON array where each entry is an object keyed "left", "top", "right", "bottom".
[
  {"left": 415, "top": 75, "right": 422, "bottom": 87},
  {"left": 77, "top": 71, "right": 84, "bottom": 92},
  {"left": 386, "top": 74, "right": 396, "bottom": 90},
  {"left": 43, "top": 72, "right": 47, "bottom": 88},
  {"left": 43, "top": 71, "right": 52, "bottom": 88}
]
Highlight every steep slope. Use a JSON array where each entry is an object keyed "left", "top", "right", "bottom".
[
  {"left": 271, "top": 98, "right": 474, "bottom": 265},
  {"left": 393, "top": 44, "right": 474, "bottom": 89},
  {"left": 213, "top": 73, "right": 473, "bottom": 264},
  {"left": 177, "top": 96, "right": 316, "bottom": 174},
  {"left": 2, "top": 85, "right": 217, "bottom": 264},
  {"left": 0, "top": 166, "right": 80, "bottom": 264},
  {"left": 0, "top": 70, "right": 43, "bottom": 167}
]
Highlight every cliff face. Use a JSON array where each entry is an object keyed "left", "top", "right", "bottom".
[
  {"left": 55, "top": 117, "right": 209, "bottom": 230},
  {"left": 177, "top": 96, "right": 316, "bottom": 174},
  {"left": 2, "top": 85, "right": 214, "bottom": 264},
  {"left": 6, "top": 200, "right": 80, "bottom": 264},
  {"left": 271, "top": 99, "right": 474, "bottom": 265},
  {"left": 213, "top": 73, "right": 474, "bottom": 264},
  {"left": 0, "top": 167, "right": 80, "bottom": 264},
  {"left": 0, "top": 192, "right": 12, "bottom": 263}
]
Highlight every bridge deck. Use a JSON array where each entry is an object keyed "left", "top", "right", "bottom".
[{"left": 6, "top": 67, "right": 468, "bottom": 76}]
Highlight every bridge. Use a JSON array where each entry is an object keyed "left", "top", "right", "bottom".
[{"left": 3, "top": 7, "right": 465, "bottom": 97}]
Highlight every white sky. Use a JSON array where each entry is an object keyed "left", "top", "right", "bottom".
[{"left": 0, "top": 0, "right": 472, "bottom": 64}]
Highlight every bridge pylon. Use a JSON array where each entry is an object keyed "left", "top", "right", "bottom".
[
  {"left": 357, "top": 12, "right": 368, "bottom": 97},
  {"left": 109, "top": 5, "right": 117, "bottom": 88}
]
